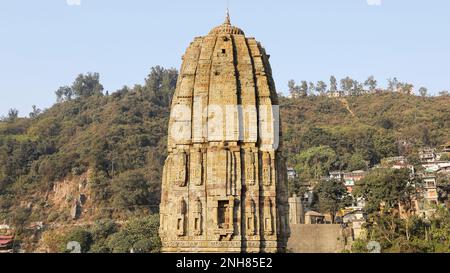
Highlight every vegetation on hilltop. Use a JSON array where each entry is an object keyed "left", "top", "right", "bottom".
[
  {"left": 283, "top": 92, "right": 450, "bottom": 194},
  {"left": 0, "top": 66, "right": 176, "bottom": 252},
  {"left": 0, "top": 69, "right": 449, "bottom": 252},
  {"left": 350, "top": 169, "right": 450, "bottom": 253}
]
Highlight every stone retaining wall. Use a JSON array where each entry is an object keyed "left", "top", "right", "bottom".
[{"left": 287, "top": 224, "right": 346, "bottom": 253}]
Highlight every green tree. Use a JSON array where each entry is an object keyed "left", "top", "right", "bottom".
[
  {"left": 288, "top": 80, "right": 299, "bottom": 98},
  {"left": 373, "top": 132, "right": 398, "bottom": 158},
  {"left": 29, "top": 105, "right": 41, "bottom": 118},
  {"left": 64, "top": 228, "right": 93, "bottom": 253},
  {"left": 354, "top": 167, "right": 425, "bottom": 247},
  {"left": 90, "top": 172, "right": 111, "bottom": 202},
  {"left": 107, "top": 215, "right": 160, "bottom": 253},
  {"left": 89, "top": 219, "right": 118, "bottom": 253},
  {"left": 91, "top": 219, "right": 118, "bottom": 242},
  {"left": 294, "top": 146, "right": 337, "bottom": 180},
  {"left": 352, "top": 206, "right": 450, "bottom": 253},
  {"left": 10, "top": 207, "right": 30, "bottom": 234},
  {"left": 354, "top": 168, "right": 421, "bottom": 214},
  {"left": 288, "top": 80, "right": 308, "bottom": 98},
  {"left": 440, "top": 153, "right": 450, "bottom": 161},
  {"left": 111, "top": 170, "right": 150, "bottom": 210},
  {"left": 352, "top": 80, "right": 364, "bottom": 96},
  {"left": 55, "top": 86, "right": 73, "bottom": 102},
  {"left": 316, "top": 81, "right": 328, "bottom": 96},
  {"left": 329, "top": 75, "right": 338, "bottom": 94},
  {"left": 308, "top": 82, "right": 316, "bottom": 96},
  {"left": 347, "top": 153, "right": 368, "bottom": 171},
  {"left": 314, "top": 178, "right": 351, "bottom": 223},
  {"left": 379, "top": 118, "right": 394, "bottom": 130},
  {"left": 436, "top": 174, "right": 450, "bottom": 203},
  {"left": 406, "top": 153, "right": 423, "bottom": 171},
  {"left": 144, "top": 66, "right": 177, "bottom": 106},
  {"left": 288, "top": 176, "right": 310, "bottom": 197},
  {"left": 364, "top": 75, "right": 377, "bottom": 93},
  {"left": 387, "top": 77, "right": 399, "bottom": 92},
  {"left": 72, "top": 72, "right": 104, "bottom": 98},
  {"left": 7, "top": 108, "right": 19, "bottom": 121},
  {"left": 340, "top": 77, "right": 354, "bottom": 96},
  {"left": 419, "top": 87, "right": 428, "bottom": 97},
  {"left": 420, "top": 125, "right": 431, "bottom": 146},
  {"left": 398, "top": 82, "right": 414, "bottom": 95},
  {"left": 300, "top": 81, "right": 309, "bottom": 97}
]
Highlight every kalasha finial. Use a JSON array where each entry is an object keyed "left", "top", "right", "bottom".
[{"left": 225, "top": 8, "right": 231, "bottom": 25}]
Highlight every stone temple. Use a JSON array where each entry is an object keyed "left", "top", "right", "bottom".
[{"left": 159, "top": 12, "right": 289, "bottom": 253}]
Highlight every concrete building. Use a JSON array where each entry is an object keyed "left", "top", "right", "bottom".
[
  {"left": 399, "top": 172, "right": 439, "bottom": 218},
  {"left": 287, "top": 167, "right": 297, "bottom": 180},
  {"left": 437, "top": 163, "right": 450, "bottom": 174},
  {"left": 0, "top": 235, "right": 14, "bottom": 253},
  {"left": 441, "top": 142, "right": 450, "bottom": 153},
  {"left": 421, "top": 174, "right": 439, "bottom": 207},
  {"left": 304, "top": 211, "right": 326, "bottom": 225},
  {"left": 419, "top": 148, "right": 438, "bottom": 163},
  {"left": 327, "top": 170, "right": 366, "bottom": 194},
  {"left": 343, "top": 170, "right": 366, "bottom": 193},
  {"left": 422, "top": 162, "right": 450, "bottom": 173},
  {"left": 329, "top": 171, "right": 344, "bottom": 181}
]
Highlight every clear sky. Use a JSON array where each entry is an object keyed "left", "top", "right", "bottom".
[{"left": 1, "top": 0, "right": 449, "bottom": 117}]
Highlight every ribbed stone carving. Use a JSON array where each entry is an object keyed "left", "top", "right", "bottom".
[{"left": 159, "top": 12, "right": 289, "bottom": 253}]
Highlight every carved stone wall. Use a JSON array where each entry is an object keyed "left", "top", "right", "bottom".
[{"left": 159, "top": 14, "right": 289, "bottom": 253}]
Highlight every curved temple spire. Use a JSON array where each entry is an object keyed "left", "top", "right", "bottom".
[{"left": 159, "top": 12, "right": 289, "bottom": 253}]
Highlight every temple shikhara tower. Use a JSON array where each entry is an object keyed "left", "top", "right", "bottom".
[{"left": 159, "top": 12, "right": 289, "bottom": 253}]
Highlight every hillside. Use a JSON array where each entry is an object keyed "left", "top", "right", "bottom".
[
  {"left": 0, "top": 68, "right": 449, "bottom": 252},
  {"left": 281, "top": 94, "right": 450, "bottom": 168}
]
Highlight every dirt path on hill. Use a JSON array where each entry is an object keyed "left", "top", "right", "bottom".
[{"left": 338, "top": 98, "right": 356, "bottom": 118}]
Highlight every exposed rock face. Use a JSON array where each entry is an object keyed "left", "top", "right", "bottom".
[
  {"left": 70, "top": 200, "right": 81, "bottom": 220},
  {"left": 159, "top": 13, "right": 289, "bottom": 253}
]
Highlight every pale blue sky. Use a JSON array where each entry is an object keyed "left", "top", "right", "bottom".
[{"left": 1, "top": 0, "right": 449, "bottom": 117}]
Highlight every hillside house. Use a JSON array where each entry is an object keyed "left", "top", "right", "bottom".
[
  {"left": 421, "top": 174, "right": 439, "bottom": 207},
  {"left": 0, "top": 235, "right": 14, "bottom": 253},
  {"left": 343, "top": 170, "right": 366, "bottom": 193},
  {"left": 437, "top": 163, "right": 450, "bottom": 174},
  {"left": 287, "top": 167, "right": 297, "bottom": 180},
  {"left": 442, "top": 142, "right": 450, "bottom": 153},
  {"left": 419, "top": 148, "right": 438, "bottom": 163}
]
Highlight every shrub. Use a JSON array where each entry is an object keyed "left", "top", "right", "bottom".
[{"left": 63, "top": 228, "right": 93, "bottom": 253}]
